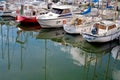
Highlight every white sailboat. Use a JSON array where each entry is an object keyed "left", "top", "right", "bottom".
[
  {"left": 81, "top": 20, "right": 120, "bottom": 42},
  {"left": 63, "top": 15, "right": 102, "bottom": 34}
]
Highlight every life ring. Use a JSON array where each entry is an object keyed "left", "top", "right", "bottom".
[{"left": 63, "top": 20, "right": 66, "bottom": 24}]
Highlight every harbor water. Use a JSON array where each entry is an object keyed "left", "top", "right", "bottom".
[{"left": 0, "top": 20, "right": 120, "bottom": 80}]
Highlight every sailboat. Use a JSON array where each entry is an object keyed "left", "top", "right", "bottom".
[
  {"left": 63, "top": 0, "right": 102, "bottom": 34},
  {"left": 63, "top": 15, "right": 102, "bottom": 34},
  {"left": 81, "top": 0, "right": 120, "bottom": 42},
  {"left": 16, "top": 1, "right": 48, "bottom": 24},
  {"left": 81, "top": 20, "right": 120, "bottom": 42}
]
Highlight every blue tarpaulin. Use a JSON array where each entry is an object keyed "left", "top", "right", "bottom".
[
  {"left": 80, "top": 6, "right": 91, "bottom": 15},
  {"left": 92, "top": 0, "right": 98, "bottom": 3}
]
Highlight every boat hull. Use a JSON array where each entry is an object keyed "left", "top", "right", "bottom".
[
  {"left": 37, "top": 17, "right": 71, "bottom": 28},
  {"left": 63, "top": 24, "right": 92, "bottom": 34},
  {"left": 16, "top": 15, "right": 39, "bottom": 24},
  {"left": 82, "top": 31, "right": 120, "bottom": 42},
  {"left": 63, "top": 24, "right": 81, "bottom": 34},
  {"left": 63, "top": 16, "right": 101, "bottom": 34}
]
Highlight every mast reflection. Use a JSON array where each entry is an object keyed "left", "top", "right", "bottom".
[
  {"left": 16, "top": 24, "right": 41, "bottom": 70},
  {"left": 0, "top": 23, "right": 4, "bottom": 59}
]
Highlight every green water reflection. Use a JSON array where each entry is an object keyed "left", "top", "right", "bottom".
[{"left": 0, "top": 21, "right": 120, "bottom": 80}]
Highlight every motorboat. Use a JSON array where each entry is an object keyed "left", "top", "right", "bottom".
[
  {"left": 82, "top": 20, "right": 120, "bottom": 42},
  {"left": 36, "top": 5, "right": 80, "bottom": 28},
  {"left": 63, "top": 15, "right": 102, "bottom": 34}
]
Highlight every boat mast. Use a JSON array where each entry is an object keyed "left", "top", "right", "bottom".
[
  {"left": 113, "top": 0, "right": 118, "bottom": 22},
  {"left": 107, "top": 0, "right": 110, "bottom": 5},
  {"left": 44, "top": 40, "right": 47, "bottom": 80},
  {"left": 90, "top": 0, "right": 92, "bottom": 7},
  {"left": 101, "top": 0, "right": 104, "bottom": 19}
]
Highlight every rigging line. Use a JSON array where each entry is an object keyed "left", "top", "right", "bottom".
[
  {"left": 104, "top": 37, "right": 112, "bottom": 80},
  {"left": 7, "top": 24, "right": 10, "bottom": 70},
  {"left": 104, "top": 51, "right": 111, "bottom": 80},
  {"left": 20, "top": 43, "right": 23, "bottom": 71},
  {"left": 44, "top": 39, "right": 47, "bottom": 80},
  {"left": 92, "top": 55, "right": 98, "bottom": 80}
]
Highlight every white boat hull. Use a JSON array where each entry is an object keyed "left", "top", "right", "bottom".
[
  {"left": 82, "top": 31, "right": 120, "bottom": 42},
  {"left": 63, "top": 24, "right": 92, "bottom": 34},
  {"left": 37, "top": 17, "right": 71, "bottom": 28},
  {"left": 63, "top": 16, "right": 102, "bottom": 34}
]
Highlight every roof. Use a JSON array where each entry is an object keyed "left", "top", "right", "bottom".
[{"left": 51, "top": 5, "right": 74, "bottom": 10}]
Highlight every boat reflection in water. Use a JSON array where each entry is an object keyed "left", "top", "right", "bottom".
[
  {"left": 36, "top": 29, "right": 120, "bottom": 80},
  {"left": 0, "top": 21, "right": 17, "bottom": 70},
  {"left": 60, "top": 35, "right": 120, "bottom": 80},
  {"left": 16, "top": 24, "right": 41, "bottom": 70},
  {"left": 0, "top": 21, "right": 120, "bottom": 80},
  {"left": 16, "top": 24, "right": 41, "bottom": 45},
  {"left": 111, "top": 45, "right": 120, "bottom": 80},
  {"left": 16, "top": 23, "right": 41, "bottom": 43}
]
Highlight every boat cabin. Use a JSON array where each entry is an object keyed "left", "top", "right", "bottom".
[
  {"left": 21, "top": 4, "right": 36, "bottom": 16},
  {"left": 51, "top": 8, "right": 71, "bottom": 14},
  {"left": 51, "top": 5, "right": 72, "bottom": 15},
  {"left": 24, "top": 4, "right": 34, "bottom": 11},
  {"left": 92, "top": 21, "right": 116, "bottom": 35}
]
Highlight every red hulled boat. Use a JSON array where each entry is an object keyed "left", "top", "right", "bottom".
[{"left": 16, "top": 15, "right": 39, "bottom": 24}]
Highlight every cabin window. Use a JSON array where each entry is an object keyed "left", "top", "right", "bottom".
[
  {"left": 62, "top": 9, "right": 70, "bottom": 14},
  {"left": 29, "top": 6, "right": 33, "bottom": 9},
  {"left": 93, "top": 23, "right": 106, "bottom": 30},
  {"left": 51, "top": 8, "right": 62, "bottom": 14},
  {"left": 0, "top": 6, "right": 4, "bottom": 10},
  {"left": 93, "top": 23, "right": 106, "bottom": 34},
  {"left": 108, "top": 24, "right": 116, "bottom": 30},
  {"left": 96, "top": 24, "right": 107, "bottom": 34},
  {"left": 98, "top": 24, "right": 106, "bottom": 30},
  {"left": 0, "top": 7, "right": 3, "bottom": 10}
]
